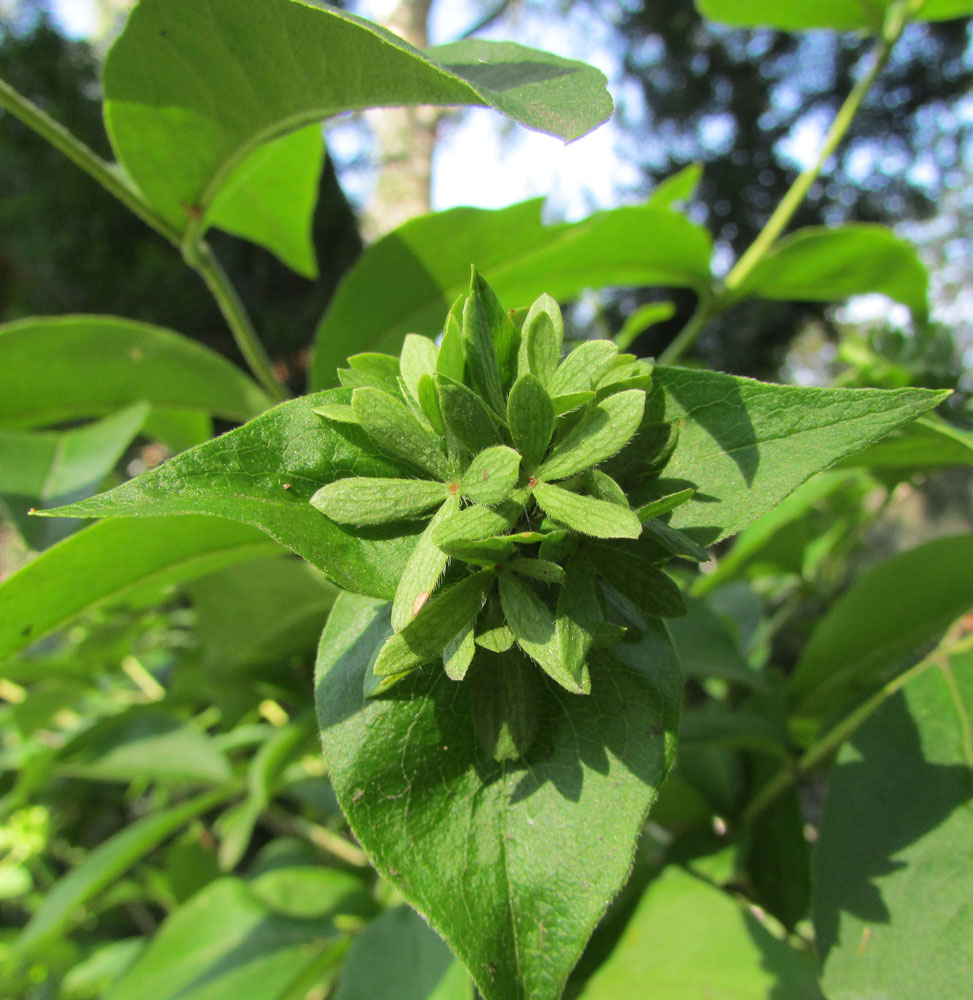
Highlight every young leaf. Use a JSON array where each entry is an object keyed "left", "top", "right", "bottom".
[
  {"left": 352, "top": 387, "right": 450, "bottom": 479},
  {"left": 462, "top": 282, "right": 507, "bottom": 415},
  {"left": 313, "top": 402, "right": 357, "bottom": 424},
  {"left": 435, "top": 376, "right": 505, "bottom": 457},
  {"left": 517, "top": 293, "right": 563, "bottom": 386},
  {"left": 317, "top": 592, "right": 681, "bottom": 1000},
  {"left": 472, "top": 269, "right": 519, "bottom": 390},
  {"left": 416, "top": 374, "right": 445, "bottom": 434},
  {"left": 390, "top": 497, "right": 459, "bottom": 632},
  {"left": 641, "top": 518, "right": 710, "bottom": 562},
  {"left": 509, "top": 557, "right": 565, "bottom": 584},
  {"left": 549, "top": 340, "right": 618, "bottom": 396},
  {"left": 582, "top": 469, "right": 629, "bottom": 507},
  {"left": 556, "top": 556, "right": 602, "bottom": 677},
  {"left": 499, "top": 573, "right": 590, "bottom": 694},
  {"left": 373, "top": 571, "right": 492, "bottom": 677},
  {"left": 552, "top": 390, "right": 596, "bottom": 416},
  {"left": 539, "top": 389, "right": 645, "bottom": 481},
  {"left": 533, "top": 482, "right": 642, "bottom": 539},
  {"left": 443, "top": 621, "right": 476, "bottom": 681},
  {"left": 507, "top": 374, "right": 556, "bottom": 471},
  {"left": 436, "top": 300, "right": 466, "bottom": 381},
  {"left": 472, "top": 650, "right": 541, "bottom": 761},
  {"left": 638, "top": 487, "right": 696, "bottom": 521},
  {"left": 439, "top": 535, "right": 517, "bottom": 566},
  {"left": 311, "top": 478, "right": 448, "bottom": 526},
  {"left": 460, "top": 446, "right": 521, "bottom": 506},
  {"left": 588, "top": 546, "right": 688, "bottom": 619},
  {"left": 399, "top": 334, "right": 439, "bottom": 403},
  {"left": 432, "top": 501, "right": 522, "bottom": 548}
]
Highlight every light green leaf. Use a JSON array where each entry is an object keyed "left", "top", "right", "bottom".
[
  {"left": 837, "top": 414, "right": 973, "bottom": 470},
  {"left": 790, "top": 533, "right": 973, "bottom": 720},
  {"left": 312, "top": 201, "right": 712, "bottom": 387},
  {"left": 552, "top": 390, "right": 597, "bottom": 415},
  {"left": 436, "top": 377, "right": 505, "bottom": 458},
  {"left": 443, "top": 621, "right": 476, "bottom": 681},
  {"left": 391, "top": 497, "right": 458, "bottom": 632},
  {"left": 654, "top": 367, "right": 949, "bottom": 543},
  {"left": 205, "top": 124, "right": 325, "bottom": 278},
  {"left": 518, "top": 293, "right": 564, "bottom": 386},
  {"left": 815, "top": 649, "right": 973, "bottom": 1000},
  {"left": 615, "top": 301, "right": 676, "bottom": 352},
  {"left": 582, "top": 469, "right": 629, "bottom": 507},
  {"left": 334, "top": 906, "right": 470, "bottom": 1000},
  {"left": 507, "top": 374, "right": 555, "bottom": 471},
  {"left": 460, "top": 446, "right": 521, "bottom": 506},
  {"left": 696, "top": 0, "right": 973, "bottom": 30},
  {"left": 400, "top": 334, "right": 440, "bottom": 405},
  {"left": 579, "top": 866, "right": 823, "bottom": 999},
  {"left": 0, "top": 402, "right": 148, "bottom": 500},
  {"left": 539, "top": 390, "right": 645, "bottom": 481},
  {"left": 550, "top": 340, "right": 619, "bottom": 397},
  {"left": 311, "top": 478, "right": 447, "bottom": 526},
  {"left": 432, "top": 501, "right": 521, "bottom": 548},
  {"left": 373, "top": 572, "right": 492, "bottom": 677},
  {"left": 509, "top": 557, "right": 565, "bottom": 584},
  {"left": 14, "top": 789, "right": 233, "bottom": 957},
  {"left": 646, "top": 164, "right": 703, "bottom": 208},
  {"left": 104, "top": 877, "right": 350, "bottom": 1000},
  {"left": 316, "top": 592, "right": 681, "bottom": 1000},
  {"left": 638, "top": 487, "right": 696, "bottom": 522},
  {"left": 31, "top": 391, "right": 421, "bottom": 599},
  {"left": 735, "top": 225, "right": 929, "bottom": 320},
  {"left": 352, "top": 387, "right": 450, "bottom": 479},
  {"left": 105, "top": 0, "right": 610, "bottom": 269},
  {"left": 533, "top": 482, "right": 642, "bottom": 539},
  {"left": 439, "top": 535, "right": 517, "bottom": 566},
  {"left": 0, "top": 316, "right": 270, "bottom": 428},
  {"left": 499, "top": 572, "right": 589, "bottom": 693},
  {"left": 473, "top": 268, "right": 520, "bottom": 391},
  {"left": 0, "top": 518, "right": 280, "bottom": 665}
]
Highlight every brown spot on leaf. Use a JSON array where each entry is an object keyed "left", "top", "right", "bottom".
[
  {"left": 412, "top": 590, "right": 430, "bottom": 616},
  {"left": 448, "top": 482, "right": 460, "bottom": 494}
]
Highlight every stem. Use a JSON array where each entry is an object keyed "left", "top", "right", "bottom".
[
  {"left": 741, "top": 630, "right": 973, "bottom": 824},
  {"left": 0, "top": 75, "right": 286, "bottom": 403},
  {"left": 658, "top": 297, "right": 717, "bottom": 367}
]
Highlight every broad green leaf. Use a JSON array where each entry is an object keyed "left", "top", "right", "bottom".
[
  {"left": 837, "top": 414, "right": 973, "bottom": 470},
  {"left": 815, "top": 649, "right": 973, "bottom": 1000},
  {"left": 472, "top": 648, "right": 541, "bottom": 760},
  {"left": 311, "top": 478, "right": 448, "bottom": 526},
  {"left": 60, "top": 940, "right": 145, "bottom": 1000},
  {"left": 436, "top": 377, "right": 505, "bottom": 457},
  {"left": 373, "top": 572, "right": 492, "bottom": 678},
  {"left": 104, "top": 877, "right": 352, "bottom": 1000},
  {"left": 57, "top": 709, "right": 232, "bottom": 786},
  {"left": 400, "top": 334, "right": 440, "bottom": 404},
  {"left": 460, "top": 446, "right": 521, "bottom": 506},
  {"left": 550, "top": 340, "right": 619, "bottom": 397},
  {"left": 14, "top": 788, "right": 234, "bottom": 957},
  {"left": 499, "top": 572, "right": 589, "bottom": 693},
  {"left": 247, "top": 863, "right": 374, "bottom": 921},
  {"left": 205, "top": 124, "right": 325, "bottom": 278},
  {"left": 579, "top": 866, "right": 823, "bottom": 999},
  {"left": 667, "top": 597, "right": 767, "bottom": 689},
  {"left": 343, "top": 353, "right": 401, "bottom": 394},
  {"left": 789, "top": 533, "right": 973, "bottom": 720},
  {"left": 33, "top": 391, "right": 421, "bottom": 600},
  {"left": 735, "top": 225, "right": 929, "bottom": 320},
  {"left": 518, "top": 293, "right": 564, "bottom": 386},
  {"left": 316, "top": 592, "right": 681, "bottom": 1000},
  {"left": 0, "top": 518, "right": 280, "bottom": 665},
  {"left": 539, "top": 390, "right": 645, "bottom": 481},
  {"left": 333, "top": 906, "right": 470, "bottom": 1000},
  {"left": 654, "top": 367, "right": 948, "bottom": 543},
  {"left": 507, "top": 374, "right": 555, "bottom": 471},
  {"left": 0, "top": 402, "right": 148, "bottom": 500},
  {"left": 696, "top": 0, "right": 973, "bottom": 30},
  {"left": 352, "top": 387, "right": 450, "bottom": 479},
  {"left": 312, "top": 201, "right": 712, "bottom": 387},
  {"left": 391, "top": 497, "right": 458, "bottom": 632},
  {"left": 533, "top": 482, "right": 642, "bottom": 539},
  {"left": 556, "top": 556, "right": 601, "bottom": 678},
  {"left": 0, "top": 317, "right": 271, "bottom": 428},
  {"left": 104, "top": 0, "right": 611, "bottom": 268}
]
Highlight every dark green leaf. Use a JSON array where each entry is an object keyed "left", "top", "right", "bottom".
[
  {"left": 637, "top": 487, "right": 696, "bottom": 521},
  {"left": 588, "top": 547, "right": 687, "bottom": 619},
  {"left": 436, "top": 376, "right": 505, "bottom": 458},
  {"left": 641, "top": 518, "right": 710, "bottom": 562},
  {"left": 533, "top": 482, "right": 642, "bottom": 539},
  {"left": 316, "top": 592, "right": 681, "bottom": 1000},
  {"left": 352, "top": 387, "right": 450, "bottom": 479},
  {"left": 582, "top": 468, "right": 629, "bottom": 507},
  {"left": 311, "top": 478, "right": 447, "bottom": 526},
  {"left": 472, "top": 269, "right": 520, "bottom": 390},
  {"left": 462, "top": 280, "right": 507, "bottom": 415},
  {"left": 460, "top": 446, "right": 521, "bottom": 506},
  {"left": 33, "top": 391, "right": 420, "bottom": 599},
  {"left": 472, "top": 649, "right": 541, "bottom": 761},
  {"left": 556, "top": 556, "right": 602, "bottom": 677},
  {"left": 509, "top": 557, "right": 565, "bottom": 584},
  {"left": 507, "top": 374, "right": 555, "bottom": 472}
]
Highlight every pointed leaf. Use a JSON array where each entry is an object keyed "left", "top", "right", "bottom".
[
  {"left": 316, "top": 592, "right": 682, "bottom": 1000},
  {"left": 400, "top": 334, "right": 440, "bottom": 404},
  {"left": 439, "top": 535, "right": 517, "bottom": 566},
  {"left": 588, "top": 545, "right": 688, "bottom": 619},
  {"left": 550, "top": 340, "right": 619, "bottom": 397},
  {"left": 539, "top": 390, "right": 645, "bottom": 481},
  {"left": 533, "top": 482, "right": 642, "bottom": 539},
  {"left": 416, "top": 374, "right": 445, "bottom": 435},
  {"left": 517, "top": 293, "right": 563, "bottom": 386},
  {"left": 462, "top": 284, "right": 507, "bottom": 415},
  {"left": 509, "top": 557, "right": 565, "bottom": 584},
  {"left": 507, "top": 374, "right": 555, "bottom": 471},
  {"left": 638, "top": 487, "right": 696, "bottom": 521},
  {"left": 443, "top": 621, "right": 476, "bottom": 681},
  {"left": 641, "top": 518, "right": 711, "bottom": 562},
  {"left": 472, "top": 269, "right": 519, "bottom": 390},
  {"left": 556, "top": 556, "right": 602, "bottom": 676},
  {"left": 432, "top": 501, "right": 522, "bottom": 548},
  {"left": 435, "top": 377, "right": 505, "bottom": 458},
  {"left": 391, "top": 497, "right": 458, "bottom": 632},
  {"left": 582, "top": 469, "right": 629, "bottom": 507},
  {"left": 352, "top": 387, "right": 450, "bottom": 479},
  {"left": 311, "top": 478, "right": 447, "bottom": 526},
  {"left": 472, "top": 649, "right": 541, "bottom": 761},
  {"left": 460, "top": 446, "right": 521, "bottom": 506}
]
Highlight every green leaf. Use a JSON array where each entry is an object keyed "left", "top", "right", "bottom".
[
  {"left": 439, "top": 535, "right": 517, "bottom": 567},
  {"left": 472, "top": 649, "right": 541, "bottom": 760},
  {"left": 579, "top": 866, "right": 823, "bottom": 999},
  {"left": 0, "top": 316, "right": 270, "bottom": 428},
  {"left": 472, "top": 268, "right": 520, "bottom": 390},
  {"left": 373, "top": 572, "right": 492, "bottom": 678},
  {"left": 333, "top": 906, "right": 470, "bottom": 1000},
  {"left": 342, "top": 353, "right": 401, "bottom": 394},
  {"left": 205, "top": 124, "right": 325, "bottom": 278},
  {"left": 518, "top": 293, "right": 564, "bottom": 386},
  {"left": 312, "top": 201, "right": 712, "bottom": 387},
  {"left": 646, "top": 164, "right": 703, "bottom": 209},
  {"left": 510, "top": 557, "right": 565, "bottom": 584},
  {"left": 391, "top": 497, "right": 458, "bottom": 632},
  {"left": 696, "top": 0, "right": 973, "bottom": 30},
  {"left": 352, "top": 387, "right": 450, "bottom": 479},
  {"left": 0, "top": 402, "right": 148, "bottom": 500},
  {"left": 533, "top": 482, "right": 642, "bottom": 539},
  {"left": 552, "top": 390, "right": 597, "bottom": 415},
  {"left": 641, "top": 519, "right": 710, "bottom": 562},
  {"left": 436, "top": 377, "right": 505, "bottom": 458},
  {"left": 556, "top": 556, "right": 601, "bottom": 678},
  {"left": 103, "top": 877, "right": 350, "bottom": 1000},
  {"left": 615, "top": 301, "right": 677, "bottom": 352},
  {"left": 837, "top": 414, "right": 973, "bottom": 471},
  {"left": 105, "top": 1, "right": 610, "bottom": 270},
  {"left": 637, "top": 487, "right": 696, "bottom": 521},
  {"left": 507, "top": 374, "right": 555, "bottom": 471},
  {"left": 815, "top": 649, "right": 973, "bottom": 1000},
  {"left": 443, "top": 621, "right": 476, "bottom": 682},
  {"left": 462, "top": 280, "right": 507, "bottom": 415},
  {"left": 499, "top": 572, "right": 589, "bottom": 693},
  {"left": 587, "top": 546, "right": 687, "bottom": 619},
  {"left": 316, "top": 591, "right": 681, "bottom": 1000},
  {"left": 735, "top": 225, "right": 929, "bottom": 320},
  {"left": 550, "top": 340, "right": 619, "bottom": 397},
  {"left": 789, "top": 533, "right": 973, "bottom": 720},
  {"left": 14, "top": 789, "right": 233, "bottom": 957},
  {"left": 32, "top": 391, "right": 421, "bottom": 600},
  {"left": 0, "top": 518, "right": 280, "bottom": 665},
  {"left": 460, "top": 446, "right": 521, "bottom": 506},
  {"left": 311, "top": 478, "right": 448, "bottom": 526},
  {"left": 582, "top": 469, "right": 629, "bottom": 507},
  {"left": 432, "top": 501, "right": 521, "bottom": 548},
  {"left": 539, "top": 390, "right": 645, "bottom": 481},
  {"left": 400, "top": 334, "right": 440, "bottom": 405},
  {"left": 654, "top": 367, "right": 949, "bottom": 543}
]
